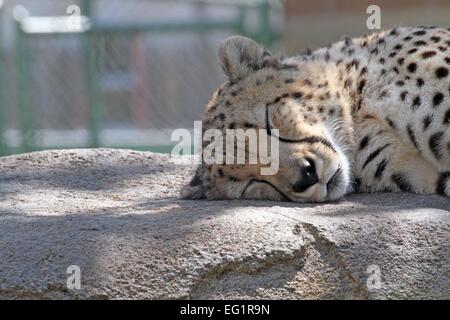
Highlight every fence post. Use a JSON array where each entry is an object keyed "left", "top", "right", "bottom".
[
  {"left": 14, "top": 7, "right": 32, "bottom": 154},
  {"left": 0, "top": 2, "right": 6, "bottom": 156},
  {"left": 236, "top": 5, "right": 248, "bottom": 36},
  {"left": 256, "top": 0, "right": 273, "bottom": 47},
  {"left": 82, "top": 0, "right": 101, "bottom": 148}
]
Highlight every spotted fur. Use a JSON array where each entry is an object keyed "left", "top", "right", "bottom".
[{"left": 182, "top": 27, "right": 450, "bottom": 202}]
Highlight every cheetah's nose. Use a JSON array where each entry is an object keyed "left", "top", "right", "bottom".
[{"left": 293, "top": 158, "right": 318, "bottom": 193}]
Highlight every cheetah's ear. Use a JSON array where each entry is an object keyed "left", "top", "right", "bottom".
[
  {"left": 181, "top": 166, "right": 206, "bottom": 200},
  {"left": 219, "top": 35, "right": 274, "bottom": 82}
]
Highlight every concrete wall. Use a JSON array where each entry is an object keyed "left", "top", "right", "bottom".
[{"left": 283, "top": 0, "right": 450, "bottom": 53}]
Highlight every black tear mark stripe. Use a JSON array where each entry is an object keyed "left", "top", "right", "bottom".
[
  {"left": 436, "top": 172, "right": 450, "bottom": 195},
  {"left": 362, "top": 144, "right": 391, "bottom": 169},
  {"left": 392, "top": 172, "right": 414, "bottom": 193},
  {"left": 265, "top": 105, "right": 336, "bottom": 152},
  {"left": 429, "top": 131, "right": 444, "bottom": 160},
  {"left": 374, "top": 159, "right": 388, "bottom": 179},
  {"left": 241, "top": 179, "right": 291, "bottom": 202}
]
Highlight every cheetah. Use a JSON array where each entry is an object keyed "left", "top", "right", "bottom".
[{"left": 182, "top": 27, "right": 450, "bottom": 202}]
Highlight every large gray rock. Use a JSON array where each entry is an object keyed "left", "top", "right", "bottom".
[{"left": 0, "top": 149, "right": 448, "bottom": 299}]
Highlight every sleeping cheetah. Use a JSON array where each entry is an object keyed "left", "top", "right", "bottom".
[{"left": 182, "top": 26, "right": 450, "bottom": 202}]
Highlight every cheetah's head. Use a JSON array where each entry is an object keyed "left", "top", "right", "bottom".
[{"left": 182, "top": 36, "right": 352, "bottom": 202}]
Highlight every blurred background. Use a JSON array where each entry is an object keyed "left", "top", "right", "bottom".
[{"left": 1, "top": 0, "right": 450, "bottom": 156}]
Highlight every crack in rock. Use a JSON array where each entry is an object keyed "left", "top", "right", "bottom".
[
  {"left": 188, "top": 246, "right": 307, "bottom": 299},
  {"left": 298, "top": 222, "right": 371, "bottom": 299}
]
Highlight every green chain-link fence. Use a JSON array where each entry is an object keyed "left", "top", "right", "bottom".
[{"left": 0, "top": 0, "right": 280, "bottom": 156}]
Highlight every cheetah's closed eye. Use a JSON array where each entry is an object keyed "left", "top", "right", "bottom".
[{"left": 182, "top": 27, "right": 450, "bottom": 202}]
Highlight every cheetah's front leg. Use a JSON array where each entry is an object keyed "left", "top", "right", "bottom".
[{"left": 354, "top": 117, "right": 450, "bottom": 196}]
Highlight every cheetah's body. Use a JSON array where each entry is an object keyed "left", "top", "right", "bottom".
[{"left": 183, "top": 27, "right": 450, "bottom": 202}]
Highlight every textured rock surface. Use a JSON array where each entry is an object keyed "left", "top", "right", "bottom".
[{"left": 0, "top": 149, "right": 448, "bottom": 299}]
